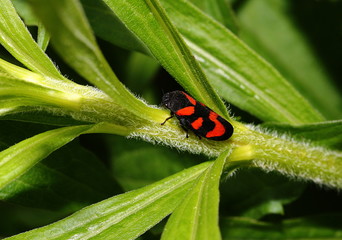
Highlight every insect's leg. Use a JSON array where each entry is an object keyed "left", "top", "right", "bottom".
[
  {"left": 179, "top": 118, "right": 190, "bottom": 138},
  {"left": 195, "top": 133, "right": 201, "bottom": 140},
  {"left": 161, "top": 112, "right": 174, "bottom": 125},
  {"left": 181, "top": 126, "right": 189, "bottom": 138}
]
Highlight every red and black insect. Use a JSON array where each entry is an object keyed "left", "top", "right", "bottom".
[{"left": 161, "top": 91, "right": 233, "bottom": 141}]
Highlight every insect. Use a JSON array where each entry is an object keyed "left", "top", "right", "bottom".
[{"left": 161, "top": 91, "right": 233, "bottom": 141}]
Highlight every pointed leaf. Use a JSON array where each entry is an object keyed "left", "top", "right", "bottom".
[
  {"left": 237, "top": 0, "right": 342, "bottom": 119},
  {"left": 80, "top": 0, "right": 148, "bottom": 54},
  {"left": 11, "top": 0, "right": 50, "bottom": 51},
  {"left": 37, "top": 22, "right": 50, "bottom": 51},
  {"left": 0, "top": 0, "right": 63, "bottom": 79},
  {"left": 0, "top": 125, "right": 94, "bottom": 189},
  {"left": 160, "top": 0, "right": 324, "bottom": 124},
  {"left": 6, "top": 162, "right": 211, "bottom": 240},
  {"left": 162, "top": 150, "right": 230, "bottom": 240},
  {"left": 102, "top": 0, "right": 229, "bottom": 118},
  {"left": 1, "top": 137, "right": 120, "bottom": 211}
]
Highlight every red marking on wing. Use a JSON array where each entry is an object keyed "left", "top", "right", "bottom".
[
  {"left": 182, "top": 92, "right": 197, "bottom": 105},
  {"left": 191, "top": 117, "right": 203, "bottom": 130},
  {"left": 206, "top": 112, "right": 225, "bottom": 138},
  {"left": 176, "top": 106, "right": 195, "bottom": 116}
]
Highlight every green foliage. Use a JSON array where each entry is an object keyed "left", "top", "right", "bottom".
[
  {"left": 238, "top": 0, "right": 341, "bottom": 120},
  {"left": 262, "top": 120, "right": 342, "bottom": 150},
  {"left": 0, "top": 121, "right": 120, "bottom": 211},
  {"left": 220, "top": 215, "right": 342, "bottom": 239},
  {"left": 6, "top": 162, "right": 212, "bottom": 240},
  {"left": 162, "top": 150, "right": 230, "bottom": 240},
  {"left": 0, "top": 0, "right": 341, "bottom": 239}
]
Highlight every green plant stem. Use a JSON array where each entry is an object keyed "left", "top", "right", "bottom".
[
  {"left": 0, "top": 61, "right": 168, "bottom": 126},
  {"left": 127, "top": 120, "right": 341, "bottom": 189},
  {"left": 229, "top": 124, "right": 342, "bottom": 188},
  {"left": 0, "top": 87, "right": 81, "bottom": 110},
  {"left": 2, "top": 63, "right": 340, "bottom": 189}
]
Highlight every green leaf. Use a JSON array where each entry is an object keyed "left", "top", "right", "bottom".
[
  {"left": 162, "top": 150, "right": 230, "bottom": 240},
  {"left": 80, "top": 0, "right": 149, "bottom": 54},
  {"left": 0, "top": 121, "right": 56, "bottom": 149},
  {"left": 160, "top": 0, "right": 324, "bottom": 124},
  {"left": 29, "top": 0, "right": 162, "bottom": 121},
  {"left": 0, "top": 140, "right": 121, "bottom": 211},
  {"left": 12, "top": 0, "right": 39, "bottom": 26},
  {"left": 102, "top": 0, "right": 229, "bottom": 118},
  {"left": 37, "top": 22, "right": 50, "bottom": 51},
  {"left": 262, "top": 120, "right": 342, "bottom": 150},
  {"left": 189, "top": 0, "right": 239, "bottom": 34},
  {"left": 237, "top": 0, "right": 342, "bottom": 119},
  {"left": 220, "top": 169, "right": 305, "bottom": 219},
  {"left": 80, "top": 0, "right": 326, "bottom": 123},
  {"left": 0, "top": 124, "right": 94, "bottom": 189},
  {"left": 0, "top": 0, "right": 63, "bottom": 79},
  {"left": 6, "top": 162, "right": 211, "bottom": 240},
  {"left": 108, "top": 135, "right": 200, "bottom": 191},
  {"left": 11, "top": 0, "right": 50, "bottom": 51},
  {"left": 220, "top": 215, "right": 342, "bottom": 239},
  {"left": 123, "top": 52, "right": 160, "bottom": 97}
]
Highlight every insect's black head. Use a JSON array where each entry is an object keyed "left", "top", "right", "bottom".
[
  {"left": 161, "top": 91, "right": 184, "bottom": 112},
  {"left": 161, "top": 92, "right": 173, "bottom": 109}
]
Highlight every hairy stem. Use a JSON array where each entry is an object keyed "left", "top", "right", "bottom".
[
  {"left": 128, "top": 120, "right": 342, "bottom": 189},
  {"left": 231, "top": 124, "right": 342, "bottom": 188}
]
